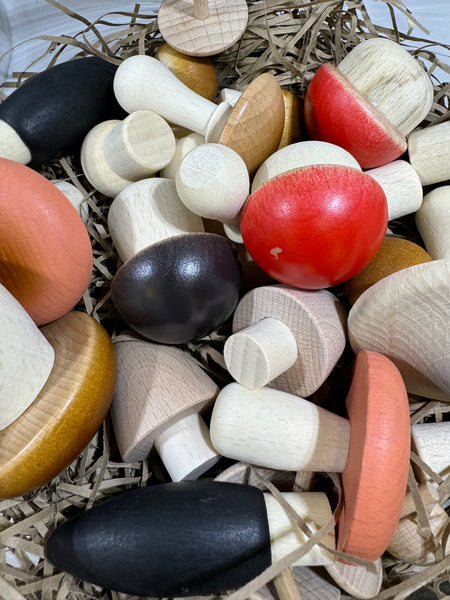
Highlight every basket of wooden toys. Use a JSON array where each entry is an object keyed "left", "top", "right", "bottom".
[{"left": 0, "top": 0, "right": 448, "bottom": 599}]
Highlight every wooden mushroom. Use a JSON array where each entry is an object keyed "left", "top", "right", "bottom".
[
  {"left": 240, "top": 164, "right": 388, "bottom": 289},
  {"left": 111, "top": 339, "right": 219, "bottom": 481},
  {"left": 411, "top": 421, "right": 450, "bottom": 483},
  {"left": 156, "top": 43, "right": 218, "bottom": 100},
  {"left": 408, "top": 121, "right": 450, "bottom": 186},
  {"left": 210, "top": 350, "right": 411, "bottom": 561},
  {"left": 416, "top": 186, "right": 450, "bottom": 259},
  {"left": 0, "top": 282, "right": 54, "bottom": 431},
  {"left": 175, "top": 142, "right": 250, "bottom": 223},
  {"left": 81, "top": 110, "right": 176, "bottom": 197},
  {"left": 0, "top": 158, "right": 93, "bottom": 325},
  {"left": 161, "top": 132, "right": 205, "bottom": 180},
  {"left": 224, "top": 284, "right": 347, "bottom": 397},
  {"left": 157, "top": 0, "right": 248, "bottom": 57},
  {"left": 113, "top": 55, "right": 285, "bottom": 174},
  {"left": 46, "top": 479, "right": 334, "bottom": 597},
  {"left": 0, "top": 311, "right": 116, "bottom": 499},
  {"left": 51, "top": 180, "right": 89, "bottom": 225},
  {"left": 0, "top": 56, "right": 121, "bottom": 164},
  {"left": 344, "top": 236, "right": 432, "bottom": 305},
  {"left": 348, "top": 258, "right": 450, "bottom": 401}
]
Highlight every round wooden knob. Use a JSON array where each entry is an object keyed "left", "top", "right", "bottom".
[
  {"left": 175, "top": 142, "right": 249, "bottom": 222},
  {"left": 111, "top": 233, "right": 241, "bottom": 345},
  {"left": 156, "top": 43, "right": 218, "bottom": 100},
  {"left": 157, "top": 0, "right": 249, "bottom": 57},
  {"left": 344, "top": 236, "right": 432, "bottom": 305},
  {"left": 337, "top": 38, "right": 433, "bottom": 136},
  {"left": 81, "top": 110, "right": 176, "bottom": 197},
  {"left": 107, "top": 178, "right": 204, "bottom": 264},
  {"left": 0, "top": 311, "right": 116, "bottom": 499},
  {"left": 111, "top": 339, "right": 219, "bottom": 479},
  {"left": 348, "top": 258, "right": 450, "bottom": 401},
  {"left": 0, "top": 283, "right": 54, "bottom": 431},
  {"left": 304, "top": 63, "right": 406, "bottom": 168},
  {"left": 416, "top": 186, "right": 450, "bottom": 259},
  {"left": 228, "top": 284, "right": 347, "bottom": 397},
  {"left": 0, "top": 158, "right": 93, "bottom": 325},
  {"left": 240, "top": 164, "right": 388, "bottom": 289},
  {"left": 0, "top": 56, "right": 122, "bottom": 164},
  {"left": 408, "top": 121, "right": 450, "bottom": 186},
  {"left": 46, "top": 479, "right": 334, "bottom": 597}
]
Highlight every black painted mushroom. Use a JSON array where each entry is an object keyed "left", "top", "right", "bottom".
[{"left": 111, "top": 232, "right": 242, "bottom": 344}]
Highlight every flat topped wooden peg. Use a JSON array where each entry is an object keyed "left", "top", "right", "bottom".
[
  {"left": 157, "top": 0, "right": 249, "bottom": 57},
  {"left": 0, "top": 283, "right": 55, "bottom": 431},
  {"left": 210, "top": 350, "right": 411, "bottom": 561},
  {"left": 0, "top": 311, "right": 116, "bottom": 499},
  {"left": 348, "top": 258, "right": 450, "bottom": 401},
  {"left": 108, "top": 178, "right": 204, "bottom": 264},
  {"left": 111, "top": 339, "right": 220, "bottom": 480},
  {"left": 226, "top": 285, "right": 347, "bottom": 396}
]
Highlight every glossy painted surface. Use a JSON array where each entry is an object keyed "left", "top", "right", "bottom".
[
  {"left": 111, "top": 233, "right": 241, "bottom": 344},
  {"left": 0, "top": 311, "right": 116, "bottom": 499},
  {"left": 304, "top": 64, "right": 406, "bottom": 168},
  {"left": 0, "top": 158, "right": 93, "bottom": 325},
  {"left": 240, "top": 164, "right": 388, "bottom": 289}
]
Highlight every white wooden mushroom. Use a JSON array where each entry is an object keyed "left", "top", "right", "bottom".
[
  {"left": 337, "top": 37, "right": 433, "bottom": 136},
  {"left": 81, "top": 110, "right": 176, "bottom": 197},
  {"left": 111, "top": 338, "right": 220, "bottom": 481},
  {"left": 160, "top": 132, "right": 205, "bottom": 180},
  {"left": 226, "top": 285, "right": 347, "bottom": 397},
  {"left": 0, "top": 282, "right": 55, "bottom": 430},
  {"left": 175, "top": 142, "right": 249, "bottom": 223},
  {"left": 408, "top": 121, "right": 450, "bottom": 186},
  {"left": 107, "top": 178, "right": 204, "bottom": 264},
  {"left": 348, "top": 258, "right": 450, "bottom": 401},
  {"left": 415, "top": 186, "right": 450, "bottom": 259}
]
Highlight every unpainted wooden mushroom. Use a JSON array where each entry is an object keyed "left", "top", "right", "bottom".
[{"left": 416, "top": 186, "right": 450, "bottom": 259}]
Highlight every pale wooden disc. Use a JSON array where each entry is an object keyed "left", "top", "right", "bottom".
[
  {"left": 325, "top": 559, "right": 382, "bottom": 599},
  {"left": 348, "top": 259, "right": 450, "bottom": 401},
  {"left": 232, "top": 285, "right": 347, "bottom": 397},
  {"left": 158, "top": 0, "right": 249, "bottom": 57},
  {"left": 111, "top": 339, "right": 219, "bottom": 462}
]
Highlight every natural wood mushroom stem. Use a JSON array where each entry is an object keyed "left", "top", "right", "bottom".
[
  {"left": 408, "top": 121, "right": 450, "bottom": 186},
  {"left": 415, "top": 186, "right": 450, "bottom": 259}
]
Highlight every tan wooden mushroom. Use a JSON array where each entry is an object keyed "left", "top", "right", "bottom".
[
  {"left": 348, "top": 258, "right": 450, "bottom": 401},
  {"left": 110, "top": 338, "right": 220, "bottom": 481}
]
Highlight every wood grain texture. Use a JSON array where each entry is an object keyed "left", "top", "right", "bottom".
[
  {"left": 411, "top": 421, "right": 450, "bottom": 483},
  {"left": 304, "top": 63, "right": 406, "bottom": 169},
  {"left": 0, "top": 158, "right": 93, "bottom": 325},
  {"left": 0, "top": 282, "right": 54, "bottom": 430},
  {"left": 367, "top": 159, "right": 423, "bottom": 221},
  {"left": 219, "top": 73, "right": 285, "bottom": 175},
  {"left": 0, "top": 119, "right": 31, "bottom": 163},
  {"left": 156, "top": 43, "right": 218, "bottom": 100},
  {"left": 210, "top": 383, "right": 351, "bottom": 473},
  {"left": 408, "top": 121, "right": 450, "bottom": 186},
  {"left": 81, "top": 111, "right": 175, "bottom": 197},
  {"left": 348, "top": 259, "right": 450, "bottom": 401},
  {"left": 338, "top": 351, "right": 410, "bottom": 561},
  {"left": 52, "top": 180, "right": 89, "bottom": 224},
  {"left": 278, "top": 89, "right": 303, "bottom": 150},
  {"left": 231, "top": 285, "right": 347, "bottom": 397},
  {"left": 251, "top": 140, "right": 361, "bottom": 193},
  {"left": 325, "top": 559, "right": 383, "bottom": 600},
  {"left": 160, "top": 132, "right": 205, "bottom": 179},
  {"left": 337, "top": 37, "right": 433, "bottom": 136},
  {"left": 416, "top": 186, "right": 450, "bottom": 259},
  {"left": 107, "top": 177, "right": 204, "bottom": 263},
  {"left": 111, "top": 339, "right": 219, "bottom": 464},
  {"left": 175, "top": 142, "right": 250, "bottom": 222},
  {"left": 0, "top": 311, "right": 116, "bottom": 499},
  {"left": 157, "top": 0, "right": 248, "bottom": 57},
  {"left": 344, "top": 237, "right": 432, "bottom": 305}
]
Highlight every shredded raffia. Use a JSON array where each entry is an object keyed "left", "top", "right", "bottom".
[{"left": 0, "top": 1, "right": 448, "bottom": 599}]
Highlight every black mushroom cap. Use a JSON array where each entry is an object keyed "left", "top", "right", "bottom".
[{"left": 111, "top": 232, "right": 242, "bottom": 344}]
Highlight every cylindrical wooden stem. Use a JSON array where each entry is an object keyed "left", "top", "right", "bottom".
[
  {"left": 154, "top": 413, "right": 220, "bottom": 481},
  {"left": 194, "top": 0, "right": 209, "bottom": 19},
  {"left": 224, "top": 317, "right": 298, "bottom": 389},
  {"left": 415, "top": 186, "right": 450, "bottom": 260}
]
